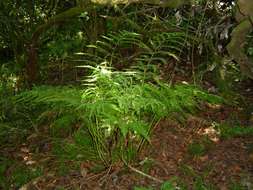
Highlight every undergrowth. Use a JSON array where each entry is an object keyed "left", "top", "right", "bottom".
[
  {"left": 14, "top": 64, "right": 224, "bottom": 166},
  {"left": 215, "top": 123, "right": 253, "bottom": 139},
  {"left": 0, "top": 156, "right": 42, "bottom": 189},
  {"left": 77, "top": 30, "right": 187, "bottom": 68}
]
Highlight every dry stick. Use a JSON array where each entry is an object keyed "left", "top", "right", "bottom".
[
  {"left": 121, "top": 157, "right": 164, "bottom": 183},
  {"left": 127, "top": 163, "right": 164, "bottom": 183},
  {"left": 86, "top": 172, "right": 105, "bottom": 181},
  {"left": 98, "top": 165, "right": 112, "bottom": 185}
]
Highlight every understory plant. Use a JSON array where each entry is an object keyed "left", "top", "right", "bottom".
[
  {"left": 16, "top": 64, "right": 224, "bottom": 166},
  {"left": 76, "top": 30, "right": 187, "bottom": 69}
]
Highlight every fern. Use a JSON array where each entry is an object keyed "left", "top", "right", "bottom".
[
  {"left": 15, "top": 65, "right": 224, "bottom": 165},
  {"left": 16, "top": 86, "right": 82, "bottom": 108},
  {"left": 78, "top": 65, "right": 224, "bottom": 163},
  {"left": 76, "top": 30, "right": 186, "bottom": 70}
]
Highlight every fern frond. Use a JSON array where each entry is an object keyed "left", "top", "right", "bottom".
[
  {"left": 14, "top": 65, "right": 224, "bottom": 164},
  {"left": 16, "top": 86, "right": 82, "bottom": 109}
]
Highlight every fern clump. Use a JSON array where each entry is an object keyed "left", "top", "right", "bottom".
[
  {"left": 16, "top": 65, "right": 223, "bottom": 165},
  {"left": 78, "top": 64, "right": 223, "bottom": 164}
]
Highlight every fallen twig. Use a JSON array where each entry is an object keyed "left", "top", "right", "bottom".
[{"left": 122, "top": 157, "right": 164, "bottom": 183}]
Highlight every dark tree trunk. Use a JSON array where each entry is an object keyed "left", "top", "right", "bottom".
[{"left": 26, "top": 43, "right": 38, "bottom": 88}]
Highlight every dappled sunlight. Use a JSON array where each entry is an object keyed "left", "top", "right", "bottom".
[
  {"left": 92, "top": 0, "right": 130, "bottom": 4},
  {"left": 198, "top": 125, "right": 220, "bottom": 143},
  {"left": 1, "top": 0, "right": 253, "bottom": 189}
]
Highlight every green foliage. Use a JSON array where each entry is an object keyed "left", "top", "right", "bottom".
[
  {"left": 43, "top": 30, "right": 85, "bottom": 60},
  {"left": 0, "top": 84, "right": 36, "bottom": 146},
  {"left": 246, "top": 33, "right": 253, "bottom": 58},
  {"left": 16, "top": 64, "right": 224, "bottom": 165},
  {"left": 140, "top": 157, "right": 154, "bottom": 173},
  {"left": 216, "top": 123, "right": 253, "bottom": 139},
  {"left": 16, "top": 86, "right": 82, "bottom": 108},
  {"left": 0, "top": 156, "right": 12, "bottom": 189},
  {"left": 50, "top": 113, "right": 78, "bottom": 137},
  {"left": 134, "top": 177, "right": 248, "bottom": 190},
  {"left": 160, "top": 181, "right": 176, "bottom": 190},
  {"left": 10, "top": 165, "right": 42, "bottom": 188},
  {"left": 229, "top": 181, "right": 248, "bottom": 190},
  {"left": 180, "top": 165, "right": 216, "bottom": 190},
  {"left": 0, "top": 64, "right": 17, "bottom": 121},
  {"left": 134, "top": 180, "right": 177, "bottom": 190},
  {"left": 134, "top": 187, "right": 153, "bottom": 190},
  {"left": 187, "top": 141, "right": 206, "bottom": 156},
  {"left": 192, "top": 177, "right": 216, "bottom": 190},
  {"left": 79, "top": 64, "right": 223, "bottom": 163},
  {"left": 1, "top": 2, "right": 250, "bottom": 189},
  {"left": 0, "top": 157, "right": 43, "bottom": 189},
  {"left": 78, "top": 30, "right": 186, "bottom": 69},
  {"left": 55, "top": 160, "right": 80, "bottom": 177},
  {"left": 53, "top": 129, "right": 98, "bottom": 161},
  {"left": 187, "top": 137, "right": 213, "bottom": 157}
]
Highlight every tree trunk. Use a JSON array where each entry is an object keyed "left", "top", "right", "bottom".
[
  {"left": 226, "top": 0, "right": 253, "bottom": 79},
  {"left": 25, "top": 0, "right": 190, "bottom": 86},
  {"left": 26, "top": 43, "right": 38, "bottom": 88},
  {"left": 26, "top": 7, "right": 93, "bottom": 86}
]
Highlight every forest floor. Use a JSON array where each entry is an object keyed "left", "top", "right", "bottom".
[
  {"left": 1, "top": 74, "right": 253, "bottom": 190},
  {"left": 3, "top": 95, "right": 253, "bottom": 190}
]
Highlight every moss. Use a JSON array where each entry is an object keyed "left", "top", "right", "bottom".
[
  {"left": 227, "top": 0, "right": 253, "bottom": 79},
  {"left": 91, "top": 0, "right": 190, "bottom": 8},
  {"left": 237, "top": 0, "right": 253, "bottom": 17},
  {"left": 227, "top": 19, "right": 253, "bottom": 79}
]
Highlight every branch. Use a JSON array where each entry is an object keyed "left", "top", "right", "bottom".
[{"left": 31, "top": 6, "right": 94, "bottom": 43}]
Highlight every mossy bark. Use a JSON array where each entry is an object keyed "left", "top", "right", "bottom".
[
  {"left": 27, "top": 7, "right": 94, "bottom": 86},
  {"left": 227, "top": 19, "right": 253, "bottom": 79},
  {"left": 91, "top": 0, "right": 189, "bottom": 7},
  {"left": 226, "top": 0, "right": 253, "bottom": 79}
]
